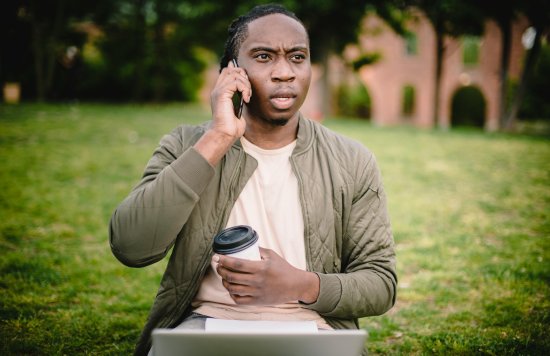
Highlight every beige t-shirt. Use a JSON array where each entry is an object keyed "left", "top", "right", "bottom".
[{"left": 192, "top": 137, "right": 331, "bottom": 330}]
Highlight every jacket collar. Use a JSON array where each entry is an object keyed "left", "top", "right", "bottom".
[
  {"left": 232, "top": 112, "right": 315, "bottom": 154},
  {"left": 294, "top": 113, "right": 315, "bottom": 155}
]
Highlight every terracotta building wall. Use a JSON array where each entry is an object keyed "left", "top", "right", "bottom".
[
  {"left": 438, "top": 17, "right": 530, "bottom": 130},
  {"left": 353, "top": 11, "right": 436, "bottom": 127},
  {"left": 438, "top": 21, "right": 502, "bottom": 130},
  {"left": 340, "top": 10, "right": 529, "bottom": 131}
]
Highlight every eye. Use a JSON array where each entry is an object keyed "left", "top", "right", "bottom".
[
  {"left": 290, "top": 54, "right": 306, "bottom": 63},
  {"left": 254, "top": 53, "right": 271, "bottom": 62}
]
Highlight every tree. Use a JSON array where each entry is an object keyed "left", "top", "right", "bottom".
[
  {"left": 88, "top": 0, "right": 212, "bottom": 101},
  {"left": 471, "top": 0, "right": 520, "bottom": 130},
  {"left": 411, "top": 0, "right": 483, "bottom": 129},
  {"left": 1, "top": 1, "right": 31, "bottom": 91},
  {"left": 3, "top": 0, "right": 95, "bottom": 101},
  {"left": 518, "top": 43, "right": 550, "bottom": 120},
  {"left": 503, "top": 0, "right": 550, "bottom": 129}
]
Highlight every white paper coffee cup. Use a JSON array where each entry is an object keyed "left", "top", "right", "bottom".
[{"left": 212, "top": 225, "right": 261, "bottom": 261}]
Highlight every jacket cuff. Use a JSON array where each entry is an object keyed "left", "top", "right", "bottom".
[
  {"left": 170, "top": 147, "right": 215, "bottom": 196},
  {"left": 301, "top": 273, "right": 342, "bottom": 314}
]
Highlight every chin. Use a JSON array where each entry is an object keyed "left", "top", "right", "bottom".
[
  {"left": 266, "top": 117, "right": 290, "bottom": 126},
  {"left": 262, "top": 110, "right": 299, "bottom": 127},
  {"left": 248, "top": 104, "right": 298, "bottom": 127}
]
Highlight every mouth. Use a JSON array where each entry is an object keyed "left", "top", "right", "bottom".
[{"left": 269, "top": 90, "right": 297, "bottom": 110}]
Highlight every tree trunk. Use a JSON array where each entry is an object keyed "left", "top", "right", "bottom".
[
  {"left": 30, "top": 0, "right": 66, "bottom": 101},
  {"left": 319, "top": 46, "right": 332, "bottom": 119},
  {"left": 132, "top": 0, "right": 147, "bottom": 101},
  {"left": 433, "top": 29, "right": 445, "bottom": 129},
  {"left": 152, "top": 13, "right": 167, "bottom": 102},
  {"left": 32, "top": 21, "right": 45, "bottom": 101},
  {"left": 503, "top": 26, "right": 542, "bottom": 130},
  {"left": 45, "top": 0, "right": 66, "bottom": 99},
  {"left": 498, "top": 19, "right": 512, "bottom": 130}
]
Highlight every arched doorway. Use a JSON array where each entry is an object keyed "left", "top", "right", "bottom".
[
  {"left": 450, "top": 86, "right": 486, "bottom": 128},
  {"left": 336, "top": 75, "right": 372, "bottom": 119}
]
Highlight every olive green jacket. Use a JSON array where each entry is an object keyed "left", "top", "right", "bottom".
[{"left": 109, "top": 115, "right": 397, "bottom": 355}]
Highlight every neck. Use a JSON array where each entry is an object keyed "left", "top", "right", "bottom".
[{"left": 243, "top": 113, "right": 299, "bottom": 149}]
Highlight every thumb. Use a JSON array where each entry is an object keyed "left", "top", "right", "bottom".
[{"left": 259, "top": 247, "right": 274, "bottom": 260}]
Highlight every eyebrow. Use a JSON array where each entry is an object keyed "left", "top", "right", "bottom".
[{"left": 249, "top": 45, "right": 309, "bottom": 54}]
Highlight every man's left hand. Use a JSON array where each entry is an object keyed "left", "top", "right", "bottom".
[{"left": 214, "top": 247, "right": 320, "bottom": 305}]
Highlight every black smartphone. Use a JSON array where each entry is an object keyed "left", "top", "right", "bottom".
[{"left": 231, "top": 59, "right": 244, "bottom": 118}]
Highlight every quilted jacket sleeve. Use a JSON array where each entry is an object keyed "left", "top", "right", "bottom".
[
  {"left": 305, "top": 152, "right": 397, "bottom": 318},
  {"left": 109, "top": 126, "right": 214, "bottom": 267}
]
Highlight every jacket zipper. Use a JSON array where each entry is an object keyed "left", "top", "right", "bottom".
[{"left": 290, "top": 156, "right": 313, "bottom": 272}]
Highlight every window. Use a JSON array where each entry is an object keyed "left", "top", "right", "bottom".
[
  {"left": 402, "top": 85, "right": 416, "bottom": 117},
  {"left": 404, "top": 32, "right": 418, "bottom": 56},
  {"left": 462, "top": 36, "right": 481, "bottom": 66}
]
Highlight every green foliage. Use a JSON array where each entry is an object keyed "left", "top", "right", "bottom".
[
  {"left": 284, "top": 0, "right": 378, "bottom": 60},
  {"left": 351, "top": 52, "right": 382, "bottom": 71},
  {"left": 82, "top": 0, "right": 212, "bottom": 101},
  {"left": 1, "top": 103, "right": 548, "bottom": 354},
  {"left": 412, "top": 0, "right": 484, "bottom": 36}
]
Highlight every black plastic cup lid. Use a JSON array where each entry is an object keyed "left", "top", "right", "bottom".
[{"left": 212, "top": 225, "right": 258, "bottom": 255}]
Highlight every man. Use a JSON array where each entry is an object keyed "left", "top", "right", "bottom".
[{"left": 109, "top": 4, "right": 396, "bottom": 355}]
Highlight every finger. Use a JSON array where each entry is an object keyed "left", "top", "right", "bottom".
[
  {"left": 259, "top": 247, "right": 275, "bottom": 260},
  {"left": 214, "top": 73, "right": 250, "bottom": 106},
  {"left": 217, "top": 265, "right": 251, "bottom": 285},
  {"left": 220, "top": 66, "right": 251, "bottom": 102},
  {"left": 242, "top": 84, "right": 252, "bottom": 104},
  {"left": 221, "top": 64, "right": 246, "bottom": 79},
  {"left": 235, "top": 76, "right": 252, "bottom": 103},
  {"left": 220, "top": 263, "right": 268, "bottom": 293},
  {"left": 216, "top": 70, "right": 244, "bottom": 90},
  {"left": 222, "top": 279, "right": 254, "bottom": 295},
  {"left": 212, "top": 254, "right": 220, "bottom": 263},
  {"left": 217, "top": 255, "right": 261, "bottom": 273},
  {"left": 216, "top": 254, "right": 245, "bottom": 271},
  {"left": 217, "top": 266, "right": 260, "bottom": 290},
  {"left": 217, "top": 66, "right": 245, "bottom": 87}
]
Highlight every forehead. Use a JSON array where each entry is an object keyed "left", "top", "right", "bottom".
[{"left": 244, "top": 14, "right": 309, "bottom": 48}]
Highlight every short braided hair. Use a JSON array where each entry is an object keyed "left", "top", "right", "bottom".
[{"left": 219, "top": 4, "right": 307, "bottom": 71}]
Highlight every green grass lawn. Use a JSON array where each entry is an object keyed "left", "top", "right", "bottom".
[{"left": 1, "top": 103, "right": 549, "bottom": 355}]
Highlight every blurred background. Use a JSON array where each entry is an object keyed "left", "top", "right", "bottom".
[
  {"left": 1, "top": 0, "right": 549, "bottom": 132},
  {"left": 1, "top": 1, "right": 549, "bottom": 355}
]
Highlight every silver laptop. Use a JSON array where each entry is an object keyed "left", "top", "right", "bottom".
[{"left": 152, "top": 329, "right": 367, "bottom": 356}]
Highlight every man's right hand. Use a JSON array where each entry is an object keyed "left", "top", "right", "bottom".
[{"left": 194, "top": 61, "right": 252, "bottom": 166}]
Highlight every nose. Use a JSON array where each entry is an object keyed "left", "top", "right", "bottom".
[{"left": 271, "top": 58, "right": 295, "bottom": 82}]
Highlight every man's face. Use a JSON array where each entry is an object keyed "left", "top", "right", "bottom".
[{"left": 237, "top": 14, "right": 311, "bottom": 126}]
